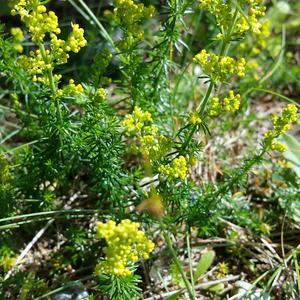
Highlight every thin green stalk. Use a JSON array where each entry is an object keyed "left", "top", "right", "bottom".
[
  {"left": 163, "top": 230, "right": 195, "bottom": 300},
  {"left": 0, "top": 209, "right": 103, "bottom": 223},
  {"left": 0, "top": 213, "right": 99, "bottom": 230},
  {"left": 198, "top": 81, "right": 214, "bottom": 115},
  {"left": 38, "top": 42, "right": 63, "bottom": 148},
  {"left": 186, "top": 227, "right": 196, "bottom": 296},
  {"left": 252, "top": 88, "right": 300, "bottom": 107},
  {"left": 180, "top": 8, "right": 239, "bottom": 153},
  {"left": 76, "top": 0, "right": 115, "bottom": 48},
  {"left": 293, "top": 252, "right": 300, "bottom": 296}
]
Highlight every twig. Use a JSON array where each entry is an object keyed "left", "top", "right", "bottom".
[
  {"left": 4, "top": 219, "right": 54, "bottom": 280},
  {"left": 144, "top": 275, "right": 240, "bottom": 300},
  {"left": 4, "top": 193, "right": 81, "bottom": 280}
]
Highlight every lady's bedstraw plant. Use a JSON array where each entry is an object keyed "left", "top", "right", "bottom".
[
  {"left": 120, "top": 1, "right": 296, "bottom": 299},
  {"left": 11, "top": 0, "right": 86, "bottom": 95},
  {"left": 173, "top": 1, "right": 267, "bottom": 161}
]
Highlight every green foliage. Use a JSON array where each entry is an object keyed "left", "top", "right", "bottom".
[
  {"left": 97, "top": 273, "right": 142, "bottom": 300},
  {"left": 0, "top": 0, "right": 299, "bottom": 299},
  {"left": 194, "top": 250, "right": 215, "bottom": 281}
]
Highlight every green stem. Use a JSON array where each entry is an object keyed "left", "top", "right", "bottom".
[
  {"left": 163, "top": 229, "right": 195, "bottom": 300},
  {"left": 38, "top": 42, "right": 63, "bottom": 148},
  {"left": 179, "top": 9, "right": 239, "bottom": 153},
  {"left": 38, "top": 43, "right": 57, "bottom": 95},
  {"left": 77, "top": 0, "right": 115, "bottom": 48},
  {"left": 0, "top": 209, "right": 104, "bottom": 223},
  {"left": 180, "top": 125, "right": 197, "bottom": 154},
  {"left": 198, "top": 80, "right": 214, "bottom": 115},
  {"left": 186, "top": 227, "right": 196, "bottom": 296}
]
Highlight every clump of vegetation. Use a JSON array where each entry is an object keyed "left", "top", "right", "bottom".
[{"left": 0, "top": 0, "right": 300, "bottom": 299}]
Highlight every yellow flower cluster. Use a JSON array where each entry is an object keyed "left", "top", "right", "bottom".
[
  {"left": 193, "top": 50, "right": 246, "bottom": 82},
  {"left": 158, "top": 156, "right": 188, "bottom": 180},
  {"left": 92, "top": 48, "right": 112, "bottom": 85},
  {"left": 123, "top": 106, "right": 152, "bottom": 132},
  {"left": 208, "top": 90, "right": 241, "bottom": 117},
  {"left": 57, "top": 79, "right": 83, "bottom": 97},
  {"left": 11, "top": 0, "right": 86, "bottom": 94},
  {"left": 188, "top": 112, "right": 202, "bottom": 125},
  {"left": 113, "top": 0, "right": 155, "bottom": 48},
  {"left": 11, "top": 2, "right": 60, "bottom": 43},
  {"left": 264, "top": 104, "right": 298, "bottom": 152},
  {"left": 250, "top": 19, "right": 270, "bottom": 53},
  {"left": 239, "top": 20, "right": 270, "bottom": 55},
  {"left": 199, "top": 0, "right": 232, "bottom": 33},
  {"left": 0, "top": 255, "right": 16, "bottom": 272},
  {"left": 18, "top": 49, "right": 52, "bottom": 83},
  {"left": 94, "top": 88, "right": 107, "bottom": 102},
  {"left": 199, "top": 0, "right": 266, "bottom": 37},
  {"left": 95, "top": 219, "right": 155, "bottom": 276},
  {"left": 123, "top": 107, "right": 189, "bottom": 180},
  {"left": 123, "top": 107, "right": 165, "bottom": 159},
  {"left": 65, "top": 23, "right": 87, "bottom": 53},
  {"left": 270, "top": 142, "right": 286, "bottom": 153},
  {"left": 215, "top": 262, "right": 229, "bottom": 279},
  {"left": 10, "top": 27, "right": 24, "bottom": 53}
]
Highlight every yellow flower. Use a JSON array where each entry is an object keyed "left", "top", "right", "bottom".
[
  {"left": 95, "top": 219, "right": 154, "bottom": 276},
  {"left": 158, "top": 156, "right": 188, "bottom": 180},
  {"left": 208, "top": 90, "right": 241, "bottom": 116},
  {"left": 11, "top": 0, "right": 86, "bottom": 90},
  {"left": 113, "top": 0, "right": 155, "bottom": 49},
  {"left": 64, "top": 23, "right": 87, "bottom": 53},
  {"left": 11, "top": 27, "right": 24, "bottom": 41},
  {"left": 94, "top": 88, "right": 107, "bottom": 102},
  {"left": 62, "top": 79, "right": 83, "bottom": 95},
  {"left": 188, "top": 112, "right": 202, "bottom": 125},
  {"left": 264, "top": 104, "right": 298, "bottom": 152},
  {"left": 271, "top": 142, "right": 286, "bottom": 153},
  {"left": 193, "top": 50, "right": 246, "bottom": 82},
  {"left": 199, "top": 0, "right": 266, "bottom": 36}
]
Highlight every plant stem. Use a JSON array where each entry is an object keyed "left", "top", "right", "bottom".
[
  {"left": 38, "top": 42, "right": 63, "bottom": 149},
  {"left": 186, "top": 227, "right": 196, "bottom": 296},
  {"left": 38, "top": 43, "right": 56, "bottom": 95},
  {"left": 198, "top": 80, "right": 214, "bottom": 115},
  {"left": 163, "top": 229, "right": 195, "bottom": 300},
  {"left": 77, "top": 0, "right": 115, "bottom": 48},
  {"left": 179, "top": 8, "right": 239, "bottom": 153}
]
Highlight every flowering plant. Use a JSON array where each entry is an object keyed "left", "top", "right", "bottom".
[{"left": 0, "top": 0, "right": 299, "bottom": 299}]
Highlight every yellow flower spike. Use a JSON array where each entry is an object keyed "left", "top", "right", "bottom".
[
  {"left": 159, "top": 156, "right": 188, "bottom": 180},
  {"left": 11, "top": 1, "right": 86, "bottom": 88},
  {"left": 264, "top": 104, "right": 298, "bottom": 152},
  {"left": 199, "top": 0, "right": 266, "bottom": 36},
  {"left": 271, "top": 142, "right": 286, "bottom": 153},
  {"left": 188, "top": 112, "right": 202, "bottom": 125},
  {"left": 94, "top": 88, "right": 107, "bottom": 102},
  {"left": 95, "top": 219, "right": 154, "bottom": 276},
  {"left": 193, "top": 50, "right": 246, "bottom": 82},
  {"left": 11, "top": 27, "right": 24, "bottom": 41}
]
